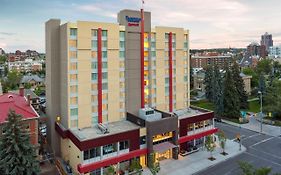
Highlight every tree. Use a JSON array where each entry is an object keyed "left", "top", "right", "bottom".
[
  {"left": 238, "top": 161, "right": 273, "bottom": 175},
  {"left": 263, "top": 80, "right": 281, "bottom": 119},
  {"left": 205, "top": 135, "right": 216, "bottom": 160},
  {"left": 106, "top": 165, "right": 116, "bottom": 175},
  {"left": 148, "top": 153, "right": 160, "bottom": 175},
  {"left": 4, "top": 70, "right": 23, "bottom": 91},
  {"left": 204, "top": 65, "right": 214, "bottom": 102},
  {"left": 255, "top": 58, "right": 272, "bottom": 75},
  {"left": 217, "top": 130, "right": 227, "bottom": 155},
  {"left": 0, "top": 55, "right": 7, "bottom": 64},
  {"left": 232, "top": 62, "right": 248, "bottom": 109},
  {"left": 129, "top": 157, "right": 142, "bottom": 174},
  {"left": 222, "top": 67, "right": 240, "bottom": 119},
  {"left": 213, "top": 64, "right": 224, "bottom": 118},
  {"left": 0, "top": 110, "right": 40, "bottom": 175}
]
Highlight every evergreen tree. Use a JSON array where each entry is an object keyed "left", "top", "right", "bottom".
[
  {"left": 213, "top": 64, "right": 224, "bottom": 117},
  {"left": 222, "top": 67, "right": 240, "bottom": 119},
  {"left": 204, "top": 65, "right": 214, "bottom": 102},
  {"left": 231, "top": 62, "right": 248, "bottom": 109},
  {"left": 0, "top": 110, "right": 40, "bottom": 175}
]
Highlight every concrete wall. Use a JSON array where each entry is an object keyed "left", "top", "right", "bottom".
[{"left": 45, "top": 19, "right": 61, "bottom": 155}]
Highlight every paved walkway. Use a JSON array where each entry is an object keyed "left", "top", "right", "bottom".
[
  {"left": 142, "top": 139, "right": 246, "bottom": 175},
  {"left": 222, "top": 116, "right": 281, "bottom": 137}
]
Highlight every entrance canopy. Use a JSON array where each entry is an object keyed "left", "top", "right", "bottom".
[{"left": 153, "top": 142, "right": 177, "bottom": 153}]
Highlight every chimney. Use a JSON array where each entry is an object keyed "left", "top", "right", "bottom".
[
  {"left": 19, "top": 86, "right": 24, "bottom": 97},
  {"left": 27, "top": 94, "right": 31, "bottom": 105}
]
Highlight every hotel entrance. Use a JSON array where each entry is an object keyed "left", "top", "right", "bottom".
[{"left": 155, "top": 149, "right": 172, "bottom": 162}]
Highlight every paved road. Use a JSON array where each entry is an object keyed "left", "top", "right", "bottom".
[{"left": 195, "top": 122, "right": 281, "bottom": 175}]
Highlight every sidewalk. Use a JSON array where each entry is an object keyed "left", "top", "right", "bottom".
[
  {"left": 142, "top": 139, "right": 246, "bottom": 175},
  {"left": 222, "top": 116, "right": 281, "bottom": 137}
]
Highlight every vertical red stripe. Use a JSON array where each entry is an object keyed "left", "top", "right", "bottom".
[
  {"left": 140, "top": 9, "right": 145, "bottom": 108},
  {"left": 97, "top": 28, "right": 102, "bottom": 123},
  {"left": 169, "top": 32, "right": 173, "bottom": 112}
]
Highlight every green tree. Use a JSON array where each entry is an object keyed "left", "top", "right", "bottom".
[
  {"left": 213, "top": 64, "right": 224, "bottom": 118},
  {"left": 238, "top": 161, "right": 273, "bottom": 175},
  {"left": 255, "top": 59, "right": 272, "bottom": 75},
  {"left": 0, "top": 110, "right": 40, "bottom": 175},
  {"left": 218, "top": 130, "right": 227, "bottom": 155},
  {"left": 263, "top": 80, "right": 281, "bottom": 119},
  {"left": 0, "top": 55, "right": 7, "bottom": 64},
  {"left": 129, "top": 157, "right": 142, "bottom": 174},
  {"left": 222, "top": 67, "right": 240, "bottom": 119},
  {"left": 205, "top": 135, "right": 216, "bottom": 160},
  {"left": 4, "top": 70, "right": 23, "bottom": 90},
  {"left": 232, "top": 62, "right": 248, "bottom": 109},
  {"left": 148, "top": 153, "right": 160, "bottom": 175},
  {"left": 204, "top": 65, "right": 214, "bottom": 102}
]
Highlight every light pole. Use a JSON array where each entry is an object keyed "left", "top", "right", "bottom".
[
  {"left": 258, "top": 91, "right": 263, "bottom": 133},
  {"left": 239, "top": 123, "right": 242, "bottom": 151}
]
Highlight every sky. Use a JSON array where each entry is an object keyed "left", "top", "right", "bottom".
[{"left": 0, "top": 0, "right": 281, "bottom": 53}]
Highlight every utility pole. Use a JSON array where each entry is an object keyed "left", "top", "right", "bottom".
[{"left": 258, "top": 91, "right": 263, "bottom": 133}]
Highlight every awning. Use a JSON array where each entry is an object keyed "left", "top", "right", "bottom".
[{"left": 153, "top": 142, "right": 177, "bottom": 153}]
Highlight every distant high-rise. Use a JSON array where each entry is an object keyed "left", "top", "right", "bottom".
[{"left": 261, "top": 32, "right": 273, "bottom": 52}]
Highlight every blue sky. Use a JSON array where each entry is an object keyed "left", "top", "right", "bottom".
[{"left": 1, "top": 0, "right": 281, "bottom": 52}]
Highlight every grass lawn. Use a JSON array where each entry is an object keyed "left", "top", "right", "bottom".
[
  {"left": 243, "top": 100, "right": 260, "bottom": 113},
  {"left": 191, "top": 100, "right": 215, "bottom": 111}
]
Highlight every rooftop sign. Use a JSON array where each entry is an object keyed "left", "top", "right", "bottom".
[{"left": 126, "top": 16, "right": 141, "bottom": 26}]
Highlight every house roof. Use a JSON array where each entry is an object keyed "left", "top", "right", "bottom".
[
  {"left": 0, "top": 93, "right": 38, "bottom": 123},
  {"left": 21, "top": 74, "right": 43, "bottom": 83}
]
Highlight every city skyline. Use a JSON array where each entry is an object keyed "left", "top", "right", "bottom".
[{"left": 1, "top": 0, "right": 281, "bottom": 52}]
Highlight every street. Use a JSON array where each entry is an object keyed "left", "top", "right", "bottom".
[{"left": 195, "top": 122, "right": 281, "bottom": 175}]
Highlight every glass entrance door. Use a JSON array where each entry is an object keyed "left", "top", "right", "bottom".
[{"left": 156, "top": 149, "right": 171, "bottom": 162}]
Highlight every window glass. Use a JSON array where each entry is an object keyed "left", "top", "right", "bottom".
[
  {"left": 119, "top": 31, "right": 125, "bottom": 38},
  {"left": 102, "top": 51, "right": 107, "bottom": 58},
  {"left": 70, "top": 28, "right": 77, "bottom": 36},
  {"left": 102, "top": 30, "right": 107, "bottom": 37},
  {"left": 91, "top": 73, "right": 98, "bottom": 81},
  {"left": 92, "top": 30, "right": 97, "bottom": 37},
  {"left": 70, "top": 108, "right": 78, "bottom": 116}
]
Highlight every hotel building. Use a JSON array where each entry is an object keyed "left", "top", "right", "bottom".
[{"left": 46, "top": 9, "right": 217, "bottom": 175}]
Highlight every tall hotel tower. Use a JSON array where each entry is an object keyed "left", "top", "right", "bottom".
[{"left": 46, "top": 9, "right": 217, "bottom": 175}]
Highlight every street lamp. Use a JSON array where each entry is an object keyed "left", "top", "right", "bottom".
[{"left": 258, "top": 91, "right": 263, "bottom": 133}]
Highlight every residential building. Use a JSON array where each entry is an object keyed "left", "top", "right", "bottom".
[
  {"left": 21, "top": 74, "right": 44, "bottom": 89},
  {"left": 240, "top": 73, "right": 252, "bottom": 95},
  {"left": 246, "top": 42, "right": 267, "bottom": 58},
  {"left": 10, "top": 88, "right": 41, "bottom": 112},
  {"left": 0, "top": 88, "right": 39, "bottom": 147},
  {"left": 261, "top": 32, "right": 273, "bottom": 52},
  {"left": 269, "top": 45, "right": 281, "bottom": 58},
  {"left": 0, "top": 48, "right": 4, "bottom": 55},
  {"left": 8, "top": 59, "right": 43, "bottom": 72},
  {"left": 191, "top": 52, "right": 232, "bottom": 69},
  {"left": 46, "top": 9, "right": 217, "bottom": 175}
]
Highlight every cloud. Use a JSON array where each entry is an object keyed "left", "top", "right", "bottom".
[{"left": 77, "top": 4, "right": 117, "bottom": 18}]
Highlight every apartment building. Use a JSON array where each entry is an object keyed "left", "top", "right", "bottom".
[
  {"left": 191, "top": 52, "right": 233, "bottom": 69},
  {"left": 46, "top": 9, "right": 217, "bottom": 175},
  {"left": 8, "top": 59, "right": 43, "bottom": 72}
]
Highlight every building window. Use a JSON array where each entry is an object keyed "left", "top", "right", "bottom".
[
  {"left": 120, "top": 31, "right": 125, "bottom": 38},
  {"left": 92, "top": 40, "right": 97, "bottom": 48},
  {"left": 102, "top": 30, "right": 107, "bottom": 37},
  {"left": 91, "top": 51, "right": 97, "bottom": 58},
  {"left": 69, "top": 40, "right": 77, "bottom": 48},
  {"left": 120, "top": 41, "right": 125, "bottom": 48},
  {"left": 103, "top": 143, "right": 117, "bottom": 155},
  {"left": 84, "top": 147, "right": 101, "bottom": 160},
  {"left": 70, "top": 74, "right": 78, "bottom": 82},
  {"left": 119, "top": 51, "right": 125, "bottom": 58},
  {"left": 90, "top": 169, "right": 101, "bottom": 175},
  {"left": 92, "top": 30, "right": 97, "bottom": 37},
  {"left": 70, "top": 28, "right": 77, "bottom": 36},
  {"left": 102, "top": 83, "right": 108, "bottom": 90},
  {"left": 151, "top": 51, "right": 156, "bottom": 57},
  {"left": 102, "top": 40, "right": 107, "bottom": 48},
  {"left": 70, "top": 62, "right": 77, "bottom": 70},
  {"left": 102, "top": 62, "right": 108, "bottom": 69},
  {"left": 102, "top": 72, "right": 108, "bottom": 79},
  {"left": 119, "top": 140, "right": 129, "bottom": 150},
  {"left": 102, "top": 51, "right": 107, "bottom": 58},
  {"left": 69, "top": 51, "right": 77, "bottom": 58},
  {"left": 70, "top": 85, "right": 78, "bottom": 93},
  {"left": 70, "top": 97, "right": 78, "bottom": 105},
  {"left": 91, "top": 62, "right": 98, "bottom": 70},
  {"left": 70, "top": 108, "right": 78, "bottom": 116},
  {"left": 91, "top": 73, "right": 98, "bottom": 81},
  {"left": 165, "top": 33, "right": 169, "bottom": 40}
]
